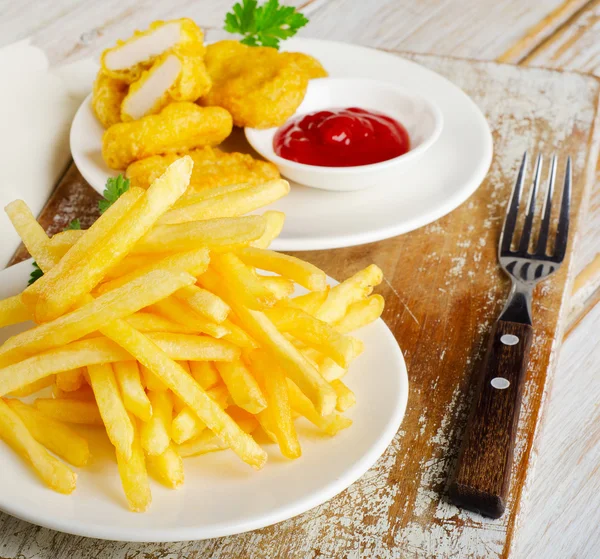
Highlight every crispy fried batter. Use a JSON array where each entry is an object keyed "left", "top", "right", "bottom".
[
  {"left": 102, "top": 103, "right": 232, "bottom": 169},
  {"left": 92, "top": 71, "right": 128, "bottom": 129},
  {"left": 127, "top": 147, "right": 280, "bottom": 190},
  {"left": 282, "top": 52, "right": 328, "bottom": 80}
]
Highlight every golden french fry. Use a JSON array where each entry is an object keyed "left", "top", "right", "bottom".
[
  {"left": 23, "top": 187, "right": 144, "bottom": 316},
  {"left": 260, "top": 276, "right": 295, "bottom": 299},
  {"left": 34, "top": 398, "right": 103, "bottom": 426},
  {"left": 53, "top": 384, "right": 96, "bottom": 401},
  {"left": 48, "top": 229, "right": 84, "bottom": 258},
  {"left": 265, "top": 306, "right": 359, "bottom": 368},
  {"left": 0, "top": 398, "right": 76, "bottom": 493},
  {"left": 114, "top": 361, "right": 152, "bottom": 422},
  {"left": 100, "top": 319, "right": 267, "bottom": 469},
  {"left": 117, "top": 415, "right": 152, "bottom": 512},
  {"left": 250, "top": 350, "right": 301, "bottom": 459},
  {"left": 331, "top": 379, "right": 356, "bottom": 412},
  {"left": 0, "top": 269, "right": 195, "bottom": 368},
  {"left": 145, "top": 332, "right": 240, "bottom": 362},
  {"left": 104, "top": 254, "right": 157, "bottom": 280},
  {"left": 4, "top": 200, "right": 57, "bottom": 272},
  {"left": 88, "top": 363, "right": 134, "bottom": 458},
  {"left": 34, "top": 157, "right": 193, "bottom": 321},
  {"left": 200, "top": 268, "right": 336, "bottom": 416},
  {"left": 125, "top": 312, "right": 199, "bottom": 334},
  {"left": 0, "top": 295, "right": 31, "bottom": 328},
  {"left": 141, "top": 390, "right": 172, "bottom": 456},
  {"left": 287, "top": 380, "right": 352, "bottom": 436},
  {"left": 189, "top": 360, "right": 220, "bottom": 389},
  {"left": 332, "top": 294, "right": 385, "bottom": 333},
  {"left": 132, "top": 215, "right": 266, "bottom": 253},
  {"left": 7, "top": 399, "right": 90, "bottom": 467},
  {"left": 220, "top": 318, "right": 258, "bottom": 349},
  {"left": 8, "top": 375, "right": 55, "bottom": 398},
  {"left": 215, "top": 359, "right": 267, "bottom": 414},
  {"left": 147, "top": 444, "right": 184, "bottom": 489},
  {"left": 211, "top": 253, "right": 277, "bottom": 310},
  {"left": 250, "top": 210, "right": 285, "bottom": 249},
  {"left": 320, "top": 357, "right": 347, "bottom": 382},
  {"left": 56, "top": 368, "right": 85, "bottom": 392},
  {"left": 238, "top": 247, "right": 327, "bottom": 291},
  {"left": 158, "top": 179, "right": 290, "bottom": 224},
  {"left": 316, "top": 265, "right": 383, "bottom": 324},
  {"left": 174, "top": 285, "right": 230, "bottom": 323},
  {"left": 287, "top": 289, "right": 329, "bottom": 315},
  {"left": 173, "top": 182, "right": 254, "bottom": 207},
  {"left": 150, "top": 297, "right": 229, "bottom": 338},
  {"left": 140, "top": 364, "right": 167, "bottom": 392},
  {"left": 96, "top": 248, "right": 209, "bottom": 294},
  {"left": 177, "top": 360, "right": 192, "bottom": 375}
]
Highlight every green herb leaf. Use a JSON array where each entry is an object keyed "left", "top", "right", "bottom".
[
  {"left": 65, "top": 218, "right": 81, "bottom": 230},
  {"left": 28, "top": 261, "right": 44, "bottom": 286},
  {"left": 99, "top": 174, "right": 130, "bottom": 214},
  {"left": 224, "top": 0, "right": 308, "bottom": 49}
]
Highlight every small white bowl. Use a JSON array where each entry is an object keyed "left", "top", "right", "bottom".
[{"left": 245, "top": 77, "right": 443, "bottom": 191}]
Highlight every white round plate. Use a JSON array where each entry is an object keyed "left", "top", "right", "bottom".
[
  {"left": 0, "top": 260, "right": 408, "bottom": 542},
  {"left": 70, "top": 38, "right": 492, "bottom": 251}
]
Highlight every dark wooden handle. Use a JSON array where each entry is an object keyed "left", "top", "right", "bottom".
[{"left": 449, "top": 320, "right": 533, "bottom": 518}]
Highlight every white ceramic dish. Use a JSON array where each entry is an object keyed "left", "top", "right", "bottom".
[
  {"left": 0, "top": 259, "right": 408, "bottom": 542},
  {"left": 245, "top": 78, "right": 442, "bottom": 191},
  {"left": 70, "top": 37, "right": 492, "bottom": 251}
]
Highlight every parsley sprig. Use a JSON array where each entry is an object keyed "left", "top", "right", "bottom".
[
  {"left": 224, "top": 0, "right": 308, "bottom": 49},
  {"left": 28, "top": 175, "right": 129, "bottom": 285}
]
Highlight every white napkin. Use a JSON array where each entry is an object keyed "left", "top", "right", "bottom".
[{"left": 0, "top": 39, "right": 97, "bottom": 267}]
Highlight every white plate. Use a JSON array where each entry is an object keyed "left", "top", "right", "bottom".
[
  {"left": 70, "top": 38, "right": 492, "bottom": 251},
  {"left": 0, "top": 260, "right": 408, "bottom": 542}
]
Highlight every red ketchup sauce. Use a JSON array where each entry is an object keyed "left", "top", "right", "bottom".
[{"left": 273, "top": 107, "right": 410, "bottom": 167}]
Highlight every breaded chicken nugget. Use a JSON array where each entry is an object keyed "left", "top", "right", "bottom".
[
  {"left": 102, "top": 103, "right": 232, "bottom": 169},
  {"left": 92, "top": 71, "right": 128, "bottom": 128},
  {"left": 126, "top": 147, "right": 280, "bottom": 190},
  {"left": 200, "top": 40, "right": 309, "bottom": 129},
  {"left": 282, "top": 52, "right": 328, "bottom": 80},
  {"left": 101, "top": 18, "right": 205, "bottom": 84}
]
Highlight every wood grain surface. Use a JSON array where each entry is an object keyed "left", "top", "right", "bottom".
[{"left": 5, "top": 51, "right": 599, "bottom": 559}]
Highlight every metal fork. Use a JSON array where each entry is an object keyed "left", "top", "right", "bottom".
[{"left": 449, "top": 152, "right": 571, "bottom": 518}]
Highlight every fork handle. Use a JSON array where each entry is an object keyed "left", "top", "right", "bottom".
[{"left": 449, "top": 319, "right": 533, "bottom": 518}]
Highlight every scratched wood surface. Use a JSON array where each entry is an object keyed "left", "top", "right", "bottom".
[{"left": 5, "top": 52, "right": 600, "bottom": 559}]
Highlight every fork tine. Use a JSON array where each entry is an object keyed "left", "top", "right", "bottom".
[
  {"left": 553, "top": 156, "right": 571, "bottom": 262},
  {"left": 500, "top": 152, "right": 527, "bottom": 254},
  {"left": 518, "top": 154, "right": 543, "bottom": 253},
  {"left": 535, "top": 154, "right": 557, "bottom": 255}
]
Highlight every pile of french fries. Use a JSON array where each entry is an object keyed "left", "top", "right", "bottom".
[{"left": 0, "top": 156, "right": 384, "bottom": 512}]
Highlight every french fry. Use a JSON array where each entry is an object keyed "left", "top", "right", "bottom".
[
  {"left": 211, "top": 253, "right": 277, "bottom": 310},
  {"left": 125, "top": 311, "right": 199, "bottom": 334},
  {"left": 56, "top": 368, "right": 85, "bottom": 392},
  {"left": 316, "top": 265, "right": 383, "bottom": 324},
  {"left": 237, "top": 247, "right": 327, "bottom": 291},
  {"left": 173, "top": 181, "right": 253, "bottom": 208},
  {"left": 146, "top": 332, "right": 240, "bottom": 361},
  {"left": 189, "top": 360, "right": 220, "bottom": 389},
  {"left": 287, "top": 380, "right": 352, "bottom": 436},
  {"left": 200, "top": 269, "right": 336, "bottom": 416},
  {"left": 0, "top": 398, "right": 76, "bottom": 494},
  {"left": 147, "top": 444, "right": 184, "bottom": 488},
  {"left": 332, "top": 294, "right": 385, "bottom": 334},
  {"left": 250, "top": 350, "right": 301, "bottom": 459},
  {"left": 7, "top": 399, "right": 90, "bottom": 467},
  {"left": 286, "top": 289, "right": 329, "bottom": 315},
  {"left": 150, "top": 297, "right": 229, "bottom": 338},
  {"left": 0, "top": 295, "right": 31, "bottom": 328},
  {"left": 215, "top": 359, "right": 267, "bottom": 414},
  {"left": 250, "top": 210, "right": 285, "bottom": 249},
  {"left": 114, "top": 361, "right": 152, "bottom": 422},
  {"left": 117, "top": 415, "right": 151, "bottom": 512},
  {"left": 48, "top": 229, "right": 84, "bottom": 257},
  {"left": 158, "top": 179, "right": 290, "bottom": 224},
  {"left": 104, "top": 254, "right": 157, "bottom": 280},
  {"left": 96, "top": 248, "right": 209, "bottom": 294},
  {"left": 8, "top": 375, "right": 55, "bottom": 398},
  {"left": 0, "top": 269, "right": 196, "bottom": 368},
  {"left": 177, "top": 360, "right": 192, "bottom": 375},
  {"left": 331, "top": 379, "right": 356, "bottom": 412},
  {"left": 140, "top": 364, "right": 167, "bottom": 392},
  {"left": 260, "top": 276, "right": 295, "bottom": 299},
  {"left": 173, "top": 285, "right": 230, "bottom": 323},
  {"left": 220, "top": 318, "right": 258, "bottom": 349},
  {"left": 4, "top": 200, "right": 57, "bottom": 272},
  {"left": 35, "top": 398, "right": 103, "bottom": 426},
  {"left": 320, "top": 357, "right": 347, "bottom": 382},
  {"left": 141, "top": 390, "right": 172, "bottom": 456},
  {"left": 132, "top": 215, "right": 266, "bottom": 253},
  {"left": 34, "top": 157, "right": 193, "bottom": 321},
  {"left": 99, "top": 319, "right": 267, "bottom": 469},
  {"left": 88, "top": 363, "right": 134, "bottom": 458},
  {"left": 265, "top": 306, "right": 360, "bottom": 368},
  {"left": 53, "top": 384, "right": 96, "bottom": 401},
  {"left": 22, "top": 187, "right": 144, "bottom": 316}
]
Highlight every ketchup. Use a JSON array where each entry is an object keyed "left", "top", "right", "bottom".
[{"left": 273, "top": 107, "right": 410, "bottom": 167}]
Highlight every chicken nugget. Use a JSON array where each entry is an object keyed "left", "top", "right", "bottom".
[
  {"left": 121, "top": 50, "right": 211, "bottom": 121},
  {"left": 283, "top": 52, "right": 328, "bottom": 80},
  {"left": 200, "top": 40, "right": 309, "bottom": 129},
  {"left": 101, "top": 18, "right": 205, "bottom": 84},
  {"left": 126, "top": 147, "right": 280, "bottom": 190},
  {"left": 102, "top": 103, "right": 232, "bottom": 169},
  {"left": 92, "top": 71, "right": 128, "bottom": 128}
]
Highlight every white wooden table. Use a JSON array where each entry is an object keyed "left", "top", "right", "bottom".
[{"left": 1, "top": 1, "right": 600, "bottom": 557}]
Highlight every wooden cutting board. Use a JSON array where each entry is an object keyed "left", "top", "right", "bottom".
[{"left": 7, "top": 53, "right": 600, "bottom": 558}]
